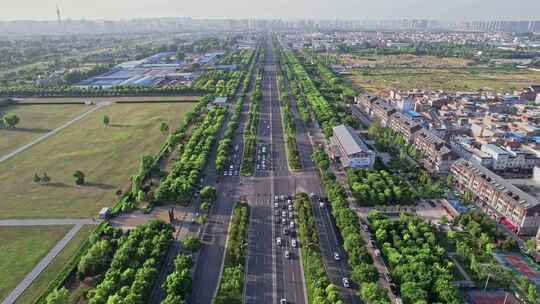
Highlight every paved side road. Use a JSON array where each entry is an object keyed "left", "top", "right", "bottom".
[
  {"left": 0, "top": 218, "right": 97, "bottom": 226},
  {"left": 1, "top": 223, "right": 87, "bottom": 304},
  {"left": 0, "top": 102, "right": 110, "bottom": 164}
]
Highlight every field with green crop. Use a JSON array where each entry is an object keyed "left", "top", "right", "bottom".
[{"left": 0, "top": 102, "right": 197, "bottom": 219}]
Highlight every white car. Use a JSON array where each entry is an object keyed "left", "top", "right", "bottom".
[
  {"left": 289, "top": 221, "right": 295, "bottom": 229},
  {"left": 342, "top": 277, "right": 350, "bottom": 288},
  {"left": 319, "top": 201, "right": 325, "bottom": 208},
  {"left": 334, "top": 252, "right": 341, "bottom": 261},
  {"left": 288, "top": 212, "right": 294, "bottom": 219},
  {"left": 280, "top": 299, "right": 287, "bottom": 304},
  {"left": 284, "top": 250, "right": 290, "bottom": 259},
  {"left": 281, "top": 211, "right": 287, "bottom": 218},
  {"left": 291, "top": 239, "right": 297, "bottom": 248},
  {"left": 274, "top": 202, "right": 279, "bottom": 209},
  {"left": 288, "top": 205, "right": 293, "bottom": 211},
  {"left": 276, "top": 237, "right": 282, "bottom": 246}
]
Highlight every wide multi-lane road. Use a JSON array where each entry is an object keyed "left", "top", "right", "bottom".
[
  {"left": 278, "top": 40, "right": 361, "bottom": 303},
  {"left": 244, "top": 38, "right": 307, "bottom": 304},
  {"left": 190, "top": 49, "right": 258, "bottom": 304}
]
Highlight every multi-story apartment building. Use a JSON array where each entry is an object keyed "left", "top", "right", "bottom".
[
  {"left": 388, "top": 112, "right": 422, "bottom": 144},
  {"left": 481, "top": 144, "right": 538, "bottom": 172},
  {"left": 451, "top": 159, "right": 540, "bottom": 235},
  {"left": 414, "top": 129, "right": 457, "bottom": 172},
  {"left": 356, "top": 94, "right": 396, "bottom": 126}
]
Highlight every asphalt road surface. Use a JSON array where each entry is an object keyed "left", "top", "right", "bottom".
[
  {"left": 280, "top": 41, "right": 361, "bottom": 303},
  {"left": 190, "top": 50, "right": 258, "bottom": 304},
  {"left": 244, "top": 39, "right": 307, "bottom": 304}
]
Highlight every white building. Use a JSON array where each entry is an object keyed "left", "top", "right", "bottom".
[{"left": 330, "top": 125, "right": 375, "bottom": 169}]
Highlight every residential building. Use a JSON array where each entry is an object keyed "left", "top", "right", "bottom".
[
  {"left": 451, "top": 159, "right": 540, "bottom": 235},
  {"left": 414, "top": 129, "right": 457, "bottom": 172},
  {"left": 330, "top": 125, "right": 375, "bottom": 169},
  {"left": 388, "top": 112, "right": 422, "bottom": 143}
]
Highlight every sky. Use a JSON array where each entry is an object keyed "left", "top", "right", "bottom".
[{"left": 0, "top": 0, "right": 539, "bottom": 21}]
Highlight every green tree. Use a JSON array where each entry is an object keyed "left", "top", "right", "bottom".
[
  {"left": 103, "top": 115, "right": 110, "bottom": 126},
  {"left": 160, "top": 122, "right": 169, "bottom": 134},
  {"left": 73, "top": 170, "right": 85, "bottom": 185},
  {"left": 3, "top": 113, "right": 20, "bottom": 128},
  {"left": 200, "top": 186, "right": 217, "bottom": 203},
  {"left": 200, "top": 202, "right": 211, "bottom": 213},
  {"left": 183, "top": 236, "right": 202, "bottom": 252},
  {"left": 42, "top": 172, "right": 51, "bottom": 183},
  {"left": 33, "top": 173, "right": 41, "bottom": 183},
  {"left": 46, "top": 288, "right": 69, "bottom": 304}
]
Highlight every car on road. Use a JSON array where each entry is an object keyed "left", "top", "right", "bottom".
[
  {"left": 288, "top": 205, "right": 293, "bottom": 211},
  {"left": 342, "top": 277, "right": 350, "bottom": 288},
  {"left": 287, "top": 199, "right": 292, "bottom": 205},
  {"left": 281, "top": 218, "right": 286, "bottom": 224},
  {"left": 280, "top": 195, "right": 285, "bottom": 201},
  {"left": 288, "top": 212, "right": 294, "bottom": 219},
  {"left": 276, "top": 237, "right": 282, "bottom": 246},
  {"left": 284, "top": 250, "right": 290, "bottom": 259},
  {"left": 281, "top": 211, "right": 287, "bottom": 218},
  {"left": 274, "top": 202, "right": 279, "bottom": 209},
  {"left": 283, "top": 228, "right": 288, "bottom": 235},
  {"left": 289, "top": 221, "right": 295, "bottom": 229},
  {"left": 374, "top": 249, "right": 381, "bottom": 257},
  {"left": 291, "top": 239, "right": 297, "bottom": 247},
  {"left": 280, "top": 299, "right": 287, "bottom": 304},
  {"left": 334, "top": 252, "right": 341, "bottom": 261},
  {"left": 319, "top": 201, "right": 325, "bottom": 208}
]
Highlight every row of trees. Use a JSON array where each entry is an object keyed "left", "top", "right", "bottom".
[
  {"left": 303, "top": 53, "right": 361, "bottom": 129},
  {"left": 280, "top": 45, "right": 339, "bottom": 137},
  {"left": 218, "top": 49, "right": 255, "bottom": 69},
  {"left": 274, "top": 40, "right": 311, "bottom": 126},
  {"left": 155, "top": 107, "right": 227, "bottom": 205},
  {"left": 311, "top": 148, "right": 391, "bottom": 304},
  {"left": 274, "top": 42, "right": 302, "bottom": 170},
  {"left": 347, "top": 169, "right": 416, "bottom": 206},
  {"left": 215, "top": 47, "right": 259, "bottom": 174},
  {"left": 366, "top": 122, "right": 444, "bottom": 198},
  {"left": 121, "top": 97, "right": 213, "bottom": 213},
  {"left": 85, "top": 220, "right": 174, "bottom": 304},
  {"left": 160, "top": 252, "right": 197, "bottom": 304},
  {"left": 294, "top": 193, "right": 345, "bottom": 304},
  {"left": 368, "top": 211, "right": 462, "bottom": 304},
  {"left": 240, "top": 69, "right": 263, "bottom": 176},
  {"left": 192, "top": 70, "right": 243, "bottom": 97},
  {"left": 215, "top": 202, "right": 250, "bottom": 304},
  {"left": 0, "top": 84, "right": 205, "bottom": 98}
]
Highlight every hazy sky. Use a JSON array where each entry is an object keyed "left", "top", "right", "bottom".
[{"left": 1, "top": 0, "right": 539, "bottom": 21}]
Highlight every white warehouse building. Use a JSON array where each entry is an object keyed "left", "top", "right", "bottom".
[{"left": 330, "top": 124, "right": 375, "bottom": 169}]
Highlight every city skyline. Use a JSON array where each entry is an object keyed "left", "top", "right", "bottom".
[{"left": 1, "top": 0, "right": 539, "bottom": 22}]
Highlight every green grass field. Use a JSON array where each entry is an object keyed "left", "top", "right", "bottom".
[
  {"left": 342, "top": 54, "right": 540, "bottom": 94},
  {"left": 14, "top": 225, "right": 95, "bottom": 304},
  {"left": 0, "top": 104, "right": 89, "bottom": 156},
  {"left": 0, "top": 102, "right": 197, "bottom": 219},
  {"left": 0, "top": 225, "right": 72, "bottom": 302}
]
